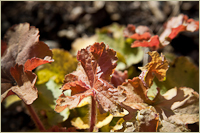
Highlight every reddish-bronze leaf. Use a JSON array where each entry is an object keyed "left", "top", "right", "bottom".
[
  {"left": 55, "top": 42, "right": 120, "bottom": 115},
  {"left": 131, "top": 35, "right": 160, "bottom": 50},
  {"left": 115, "top": 77, "right": 151, "bottom": 111},
  {"left": 24, "top": 56, "right": 53, "bottom": 71},
  {"left": 138, "top": 51, "right": 169, "bottom": 88},
  {"left": 168, "top": 25, "right": 186, "bottom": 40},
  {"left": 129, "top": 32, "right": 152, "bottom": 41},
  {"left": 124, "top": 24, "right": 152, "bottom": 40},
  {"left": 1, "top": 23, "right": 53, "bottom": 82},
  {"left": 111, "top": 70, "right": 128, "bottom": 87},
  {"left": 9, "top": 64, "right": 38, "bottom": 104},
  {"left": 159, "top": 14, "right": 199, "bottom": 46},
  {"left": 1, "top": 23, "right": 53, "bottom": 104}
]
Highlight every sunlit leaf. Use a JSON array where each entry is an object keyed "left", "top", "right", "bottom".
[
  {"left": 55, "top": 42, "right": 120, "bottom": 115},
  {"left": 138, "top": 51, "right": 169, "bottom": 88},
  {"left": 154, "top": 56, "right": 199, "bottom": 93},
  {"left": 154, "top": 87, "right": 199, "bottom": 132}
]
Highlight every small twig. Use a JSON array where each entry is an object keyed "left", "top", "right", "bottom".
[{"left": 24, "top": 102, "right": 46, "bottom": 131}]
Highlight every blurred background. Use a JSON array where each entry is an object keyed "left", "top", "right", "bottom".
[
  {"left": 1, "top": 1, "right": 199, "bottom": 50},
  {"left": 1, "top": 1, "right": 199, "bottom": 132}
]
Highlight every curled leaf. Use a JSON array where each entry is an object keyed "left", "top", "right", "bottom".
[
  {"left": 159, "top": 14, "right": 199, "bottom": 46},
  {"left": 138, "top": 51, "right": 169, "bottom": 88}
]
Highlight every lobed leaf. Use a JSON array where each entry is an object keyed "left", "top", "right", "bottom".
[
  {"left": 138, "top": 51, "right": 169, "bottom": 88},
  {"left": 154, "top": 56, "right": 199, "bottom": 93},
  {"left": 159, "top": 14, "right": 199, "bottom": 46},
  {"left": 55, "top": 42, "right": 121, "bottom": 115},
  {"left": 1, "top": 23, "right": 53, "bottom": 104}
]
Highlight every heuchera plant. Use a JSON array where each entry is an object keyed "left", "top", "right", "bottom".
[{"left": 1, "top": 13, "right": 199, "bottom": 132}]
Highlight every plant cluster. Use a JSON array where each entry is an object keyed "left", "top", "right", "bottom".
[{"left": 1, "top": 14, "right": 199, "bottom": 132}]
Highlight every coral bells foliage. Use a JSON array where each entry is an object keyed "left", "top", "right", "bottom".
[
  {"left": 127, "top": 14, "right": 199, "bottom": 50},
  {"left": 55, "top": 42, "right": 199, "bottom": 131},
  {"left": 1, "top": 23, "right": 54, "bottom": 104},
  {"left": 123, "top": 24, "right": 152, "bottom": 41},
  {"left": 138, "top": 51, "right": 169, "bottom": 88},
  {"left": 55, "top": 42, "right": 124, "bottom": 115}
]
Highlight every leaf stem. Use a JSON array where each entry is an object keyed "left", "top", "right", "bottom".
[
  {"left": 24, "top": 102, "right": 46, "bottom": 131},
  {"left": 89, "top": 95, "right": 96, "bottom": 132},
  {"left": 143, "top": 47, "right": 150, "bottom": 66}
]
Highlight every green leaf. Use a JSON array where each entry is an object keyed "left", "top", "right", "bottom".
[
  {"left": 96, "top": 23, "right": 144, "bottom": 70},
  {"left": 154, "top": 56, "right": 199, "bottom": 93},
  {"left": 35, "top": 49, "right": 78, "bottom": 84},
  {"left": 32, "top": 79, "right": 70, "bottom": 128}
]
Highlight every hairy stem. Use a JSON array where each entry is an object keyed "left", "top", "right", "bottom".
[
  {"left": 24, "top": 103, "right": 46, "bottom": 131},
  {"left": 89, "top": 96, "right": 96, "bottom": 132},
  {"left": 143, "top": 47, "right": 150, "bottom": 66}
]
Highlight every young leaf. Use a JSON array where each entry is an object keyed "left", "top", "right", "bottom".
[
  {"left": 138, "top": 51, "right": 169, "bottom": 88},
  {"left": 131, "top": 35, "right": 161, "bottom": 51},
  {"left": 55, "top": 42, "right": 121, "bottom": 115},
  {"left": 1, "top": 23, "right": 53, "bottom": 104},
  {"left": 123, "top": 24, "right": 152, "bottom": 40},
  {"left": 159, "top": 14, "right": 199, "bottom": 46}
]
